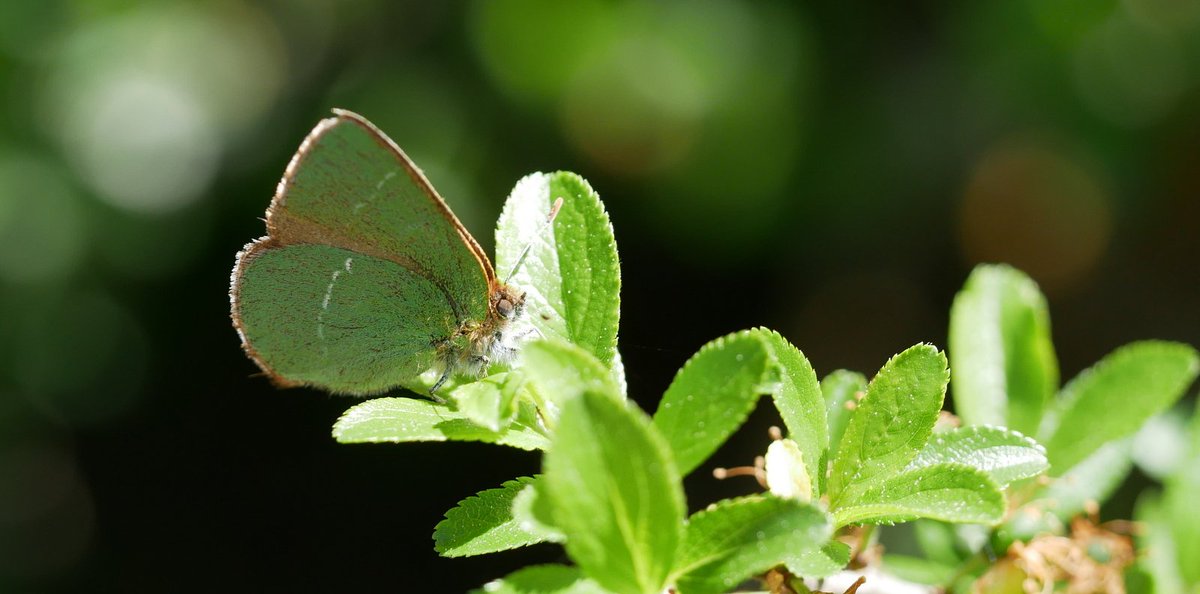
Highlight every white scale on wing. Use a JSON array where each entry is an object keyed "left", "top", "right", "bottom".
[
  {"left": 316, "top": 257, "right": 355, "bottom": 350},
  {"left": 352, "top": 170, "right": 397, "bottom": 215}
]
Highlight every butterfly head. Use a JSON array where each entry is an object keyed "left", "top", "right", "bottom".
[{"left": 491, "top": 284, "right": 526, "bottom": 321}]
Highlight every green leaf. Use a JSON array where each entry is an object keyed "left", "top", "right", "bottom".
[
  {"left": 496, "top": 172, "right": 620, "bottom": 369},
  {"left": 332, "top": 398, "right": 549, "bottom": 450},
  {"left": 511, "top": 480, "right": 565, "bottom": 543},
  {"left": 829, "top": 344, "right": 949, "bottom": 504},
  {"left": 913, "top": 520, "right": 967, "bottom": 567},
  {"left": 543, "top": 390, "right": 685, "bottom": 594},
  {"left": 1190, "top": 400, "right": 1200, "bottom": 457},
  {"left": 473, "top": 565, "right": 608, "bottom": 594},
  {"left": 1163, "top": 450, "right": 1200, "bottom": 585},
  {"left": 1041, "top": 341, "right": 1199, "bottom": 472},
  {"left": 652, "top": 330, "right": 778, "bottom": 476},
  {"left": 1029, "top": 439, "right": 1132, "bottom": 522},
  {"left": 611, "top": 349, "right": 628, "bottom": 397},
  {"left": 949, "top": 264, "right": 1059, "bottom": 436},
  {"left": 1134, "top": 492, "right": 1187, "bottom": 594},
  {"left": 673, "top": 495, "right": 830, "bottom": 594},
  {"left": 434, "top": 477, "right": 550, "bottom": 557},
  {"left": 832, "top": 463, "right": 1005, "bottom": 527},
  {"left": 822, "top": 370, "right": 867, "bottom": 463},
  {"left": 785, "top": 541, "right": 850, "bottom": 579},
  {"left": 759, "top": 329, "right": 825, "bottom": 500},
  {"left": 453, "top": 372, "right": 525, "bottom": 432},
  {"left": 1132, "top": 408, "right": 1193, "bottom": 481},
  {"left": 908, "top": 426, "right": 1048, "bottom": 486},
  {"left": 881, "top": 555, "right": 957, "bottom": 586},
  {"left": 520, "top": 339, "right": 622, "bottom": 410}
]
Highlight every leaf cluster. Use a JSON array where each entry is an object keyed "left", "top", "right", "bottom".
[{"left": 312, "top": 173, "right": 1199, "bottom": 593}]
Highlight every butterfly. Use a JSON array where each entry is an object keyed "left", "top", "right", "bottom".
[{"left": 230, "top": 109, "right": 528, "bottom": 396}]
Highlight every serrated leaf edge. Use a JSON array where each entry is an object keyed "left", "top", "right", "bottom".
[{"left": 433, "top": 476, "right": 542, "bottom": 557}]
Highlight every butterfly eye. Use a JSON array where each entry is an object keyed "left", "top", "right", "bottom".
[{"left": 496, "top": 298, "right": 515, "bottom": 319}]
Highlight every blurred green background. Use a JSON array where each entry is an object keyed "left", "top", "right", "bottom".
[{"left": 1, "top": 0, "right": 1198, "bottom": 590}]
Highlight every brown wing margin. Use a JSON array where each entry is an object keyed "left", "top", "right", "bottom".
[
  {"left": 228, "top": 238, "right": 300, "bottom": 388},
  {"left": 327, "top": 108, "right": 496, "bottom": 284}
]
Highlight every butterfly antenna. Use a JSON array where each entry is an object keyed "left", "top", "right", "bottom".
[{"left": 504, "top": 197, "right": 564, "bottom": 285}]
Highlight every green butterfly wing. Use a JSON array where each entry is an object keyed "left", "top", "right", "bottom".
[
  {"left": 230, "top": 110, "right": 494, "bottom": 394},
  {"left": 234, "top": 245, "right": 453, "bottom": 394}
]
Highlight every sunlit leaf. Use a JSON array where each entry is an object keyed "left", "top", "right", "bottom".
[
  {"left": 543, "top": 390, "right": 684, "bottom": 594},
  {"left": 673, "top": 496, "right": 830, "bottom": 594},
  {"left": 949, "top": 264, "right": 1058, "bottom": 436},
  {"left": 332, "top": 398, "right": 549, "bottom": 450},
  {"left": 653, "top": 329, "right": 777, "bottom": 476},
  {"left": 908, "top": 426, "right": 1048, "bottom": 486},
  {"left": 833, "top": 463, "right": 1005, "bottom": 527},
  {"left": 496, "top": 172, "right": 620, "bottom": 370},
  {"left": 520, "top": 339, "right": 622, "bottom": 410},
  {"left": 434, "top": 476, "right": 549, "bottom": 557},
  {"left": 1042, "top": 341, "right": 1198, "bottom": 472},
  {"left": 821, "top": 370, "right": 867, "bottom": 463},
  {"left": 472, "top": 565, "right": 608, "bottom": 594},
  {"left": 759, "top": 329, "right": 825, "bottom": 499},
  {"left": 829, "top": 344, "right": 949, "bottom": 504}
]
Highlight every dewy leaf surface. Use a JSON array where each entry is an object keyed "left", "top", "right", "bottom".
[
  {"left": 832, "top": 463, "right": 1005, "bottom": 527},
  {"left": 496, "top": 172, "right": 620, "bottom": 369},
  {"left": 1042, "top": 341, "right": 1198, "bottom": 472},
  {"left": 673, "top": 496, "right": 830, "bottom": 594},
  {"left": 822, "top": 370, "right": 867, "bottom": 462},
  {"left": 544, "top": 390, "right": 684, "bottom": 594},
  {"left": 652, "top": 330, "right": 777, "bottom": 477},
  {"left": 758, "top": 329, "right": 825, "bottom": 499},
  {"left": 949, "top": 264, "right": 1059, "bottom": 436},
  {"left": 332, "top": 398, "right": 549, "bottom": 450},
  {"left": 472, "top": 565, "right": 608, "bottom": 594},
  {"left": 829, "top": 344, "right": 949, "bottom": 504},
  {"left": 434, "top": 476, "right": 550, "bottom": 557},
  {"left": 908, "top": 426, "right": 1048, "bottom": 486}
]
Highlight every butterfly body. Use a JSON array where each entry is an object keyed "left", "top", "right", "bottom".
[{"left": 230, "top": 109, "right": 524, "bottom": 396}]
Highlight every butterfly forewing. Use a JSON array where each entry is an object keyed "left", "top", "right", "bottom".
[{"left": 267, "top": 111, "right": 492, "bottom": 323}]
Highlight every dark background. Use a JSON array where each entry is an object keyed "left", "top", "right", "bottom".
[{"left": 1, "top": 0, "right": 1198, "bottom": 590}]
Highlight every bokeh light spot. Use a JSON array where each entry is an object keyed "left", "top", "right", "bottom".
[
  {"left": 959, "top": 141, "right": 1112, "bottom": 294},
  {"left": 469, "top": 0, "right": 617, "bottom": 105},
  {"left": 560, "top": 38, "right": 702, "bottom": 175},
  {"left": 39, "top": 2, "right": 287, "bottom": 213},
  {"left": 72, "top": 77, "right": 220, "bottom": 213},
  {"left": 1123, "top": 0, "right": 1200, "bottom": 30},
  {"left": 1028, "top": 0, "right": 1120, "bottom": 46},
  {"left": 0, "top": 154, "right": 86, "bottom": 285},
  {"left": 1073, "top": 11, "right": 1187, "bottom": 128}
]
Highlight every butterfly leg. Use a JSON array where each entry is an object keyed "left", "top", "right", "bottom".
[
  {"left": 429, "top": 336, "right": 458, "bottom": 401},
  {"left": 427, "top": 368, "right": 450, "bottom": 403}
]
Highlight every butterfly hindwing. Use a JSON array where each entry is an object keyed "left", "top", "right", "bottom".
[{"left": 233, "top": 243, "right": 458, "bottom": 394}]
